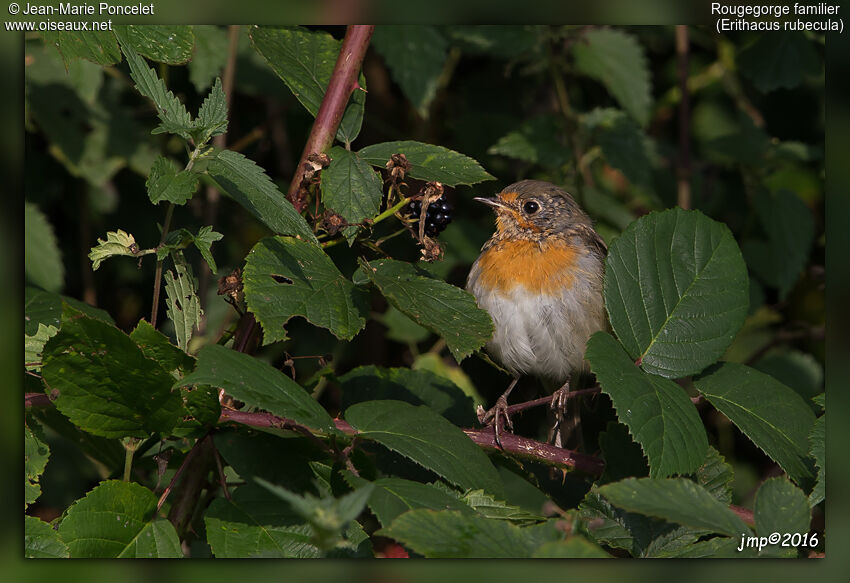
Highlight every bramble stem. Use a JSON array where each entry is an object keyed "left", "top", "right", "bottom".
[{"left": 150, "top": 202, "right": 175, "bottom": 328}]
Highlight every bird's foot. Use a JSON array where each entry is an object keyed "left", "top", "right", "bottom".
[{"left": 477, "top": 394, "right": 514, "bottom": 449}]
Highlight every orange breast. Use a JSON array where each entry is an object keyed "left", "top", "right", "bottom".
[{"left": 475, "top": 239, "right": 578, "bottom": 295}]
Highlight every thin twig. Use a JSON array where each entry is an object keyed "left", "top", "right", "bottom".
[
  {"left": 150, "top": 202, "right": 175, "bottom": 328},
  {"left": 286, "top": 25, "right": 374, "bottom": 211},
  {"left": 505, "top": 386, "right": 601, "bottom": 416},
  {"left": 157, "top": 435, "right": 207, "bottom": 512},
  {"left": 676, "top": 25, "right": 692, "bottom": 210},
  {"left": 212, "top": 442, "right": 232, "bottom": 502}
]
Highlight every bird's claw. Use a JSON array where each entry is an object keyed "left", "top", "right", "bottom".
[{"left": 479, "top": 395, "right": 513, "bottom": 449}]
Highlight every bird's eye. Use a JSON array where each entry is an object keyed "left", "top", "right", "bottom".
[{"left": 522, "top": 200, "right": 540, "bottom": 214}]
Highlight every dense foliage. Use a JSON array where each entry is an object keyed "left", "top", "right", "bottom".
[{"left": 24, "top": 25, "right": 824, "bottom": 558}]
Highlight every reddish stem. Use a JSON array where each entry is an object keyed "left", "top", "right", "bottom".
[{"left": 285, "top": 25, "right": 374, "bottom": 211}]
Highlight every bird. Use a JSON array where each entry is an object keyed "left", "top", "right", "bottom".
[{"left": 466, "top": 180, "right": 607, "bottom": 448}]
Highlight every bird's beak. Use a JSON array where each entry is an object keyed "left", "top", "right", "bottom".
[{"left": 473, "top": 196, "right": 509, "bottom": 210}]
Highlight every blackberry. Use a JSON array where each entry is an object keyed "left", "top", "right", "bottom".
[{"left": 407, "top": 195, "right": 453, "bottom": 237}]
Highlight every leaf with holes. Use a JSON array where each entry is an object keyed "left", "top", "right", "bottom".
[
  {"left": 243, "top": 236, "right": 368, "bottom": 342},
  {"left": 587, "top": 332, "right": 708, "bottom": 477},
  {"left": 358, "top": 141, "right": 495, "bottom": 186},
  {"left": 25, "top": 425, "right": 50, "bottom": 509},
  {"left": 205, "top": 149, "right": 317, "bottom": 243},
  {"left": 177, "top": 344, "right": 337, "bottom": 434},
  {"left": 604, "top": 208, "right": 749, "bottom": 378},
  {"left": 163, "top": 254, "right": 202, "bottom": 352},
  {"left": 58, "top": 480, "right": 182, "bottom": 558},
  {"left": 25, "top": 322, "right": 58, "bottom": 372},
  {"left": 358, "top": 259, "right": 493, "bottom": 362},
  {"left": 345, "top": 400, "right": 502, "bottom": 497},
  {"left": 694, "top": 362, "right": 816, "bottom": 485}
]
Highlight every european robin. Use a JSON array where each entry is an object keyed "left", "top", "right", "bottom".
[{"left": 466, "top": 180, "right": 607, "bottom": 448}]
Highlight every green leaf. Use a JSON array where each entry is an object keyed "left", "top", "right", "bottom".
[
  {"left": 115, "top": 29, "right": 193, "bottom": 139},
  {"left": 345, "top": 400, "right": 503, "bottom": 497},
  {"left": 532, "top": 538, "right": 612, "bottom": 558},
  {"left": 738, "top": 33, "right": 820, "bottom": 93},
  {"left": 378, "top": 509, "right": 559, "bottom": 558},
  {"left": 321, "top": 146, "right": 383, "bottom": 243},
  {"left": 58, "top": 480, "right": 183, "bottom": 558},
  {"left": 604, "top": 208, "right": 749, "bottom": 378},
  {"left": 25, "top": 201, "right": 64, "bottom": 293},
  {"left": 40, "top": 30, "right": 121, "bottom": 66},
  {"left": 694, "top": 362, "right": 816, "bottom": 485},
  {"left": 754, "top": 349, "right": 823, "bottom": 407},
  {"left": 115, "top": 25, "right": 194, "bottom": 65},
  {"left": 130, "top": 319, "right": 195, "bottom": 377},
  {"left": 205, "top": 483, "right": 318, "bottom": 558},
  {"left": 654, "top": 536, "right": 744, "bottom": 558},
  {"left": 205, "top": 149, "right": 317, "bottom": 243},
  {"left": 809, "top": 415, "right": 825, "bottom": 506},
  {"left": 488, "top": 114, "right": 572, "bottom": 167},
  {"left": 573, "top": 28, "right": 652, "bottom": 126},
  {"left": 243, "top": 236, "right": 368, "bottom": 342},
  {"left": 358, "top": 140, "right": 495, "bottom": 186},
  {"left": 695, "top": 447, "right": 735, "bottom": 505},
  {"left": 146, "top": 156, "right": 199, "bottom": 205},
  {"left": 742, "top": 190, "right": 815, "bottom": 300},
  {"left": 339, "top": 365, "right": 476, "bottom": 426},
  {"left": 193, "top": 77, "right": 229, "bottom": 145},
  {"left": 25, "top": 516, "right": 69, "bottom": 559},
  {"left": 598, "top": 421, "right": 649, "bottom": 483},
  {"left": 346, "top": 475, "right": 474, "bottom": 528},
  {"left": 458, "top": 489, "right": 544, "bottom": 524},
  {"left": 25, "top": 322, "right": 59, "bottom": 372},
  {"left": 446, "top": 25, "right": 541, "bottom": 59},
  {"left": 189, "top": 26, "right": 229, "bottom": 91},
  {"left": 42, "top": 315, "right": 183, "bottom": 438},
  {"left": 598, "top": 477, "right": 750, "bottom": 537},
  {"left": 380, "top": 305, "right": 431, "bottom": 344},
  {"left": 163, "top": 254, "right": 202, "bottom": 352},
  {"left": 25, "top": 287, "right": 62, "bottom": 336},
  {"left": 754, "top": 477, "right": 811, "bottom": 557},
  {"left": 249, "top": 26, "right": 365, "bottom": 144},
  {"left": 371, "top": 26, "right": 448, "bottom": 117},
  {"left": 88, "top": 229, "right": 141, "bottom": 271},
  {"left": 192, "top": 225, "right": 224, "bottom": 274},
  {"left": 359, "top": 259, "right": 493, "bottom": 362},
  {"left": 178, "top": 344, "right": 337, "bottom": 434},
  {"left": 586, "top": 332, "right": 708, "bottom": 477},
  {"left": 25, "top": 425, "right": 50, "bottom": 508},
  {"left": 582, "top": 107, "right": 654, "bottom": 187}
]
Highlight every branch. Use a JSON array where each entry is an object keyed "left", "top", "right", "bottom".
[{"left": 286, "top": 25, "right": 374, "bottom": 211}]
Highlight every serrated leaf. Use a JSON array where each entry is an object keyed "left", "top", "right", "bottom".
[
  {"left": 243, "top": 236, "right": 368, "bottom": 343},
  {"left": 40, "top": 30, "right": 121, "bottom": 66},
  {"left": 205, "top": 484, "right": 318, "bottom": 558},
  {"left": 146, "top": 156, "right": 199, "bottom": 205},
  {"left": 163, "top": 254, "right": 202, "bottom": 351},
  {"left": 694, "top": 362, "right": 816, "bottom": 485},
  {"left": 205, "top": 149, "right": 317, "bottom": 243},
  {"left": 582, "top": 107, "right": 654, "bottom": 187},
  {"left": 116, "top": 25, "right": 194, "bottom": 65},
  {"left": 371, "top": 26, "right": 448, "bottom": 117},
  {"left": 653, "top": 536, "right": 744, "bottom": 558},
  {"left": 587, "top": 332, "right": 708, "bottom": 477},
  {"left": 130, "top": 319, "right": 195, "bottom": 377},
  {"left": 346, "top": 475, "right": 474, "bottom": 528},
  {"left": 339, "top": 365, "right": 476, "bottom": 426},
  {"left": 58, "top": 480, "right": 182, "bottom": 558},
  {"left": 345, "top": 400, "right": 502, "bottom": 497},
  {"left": 25, "top": 425, "right": 50, "bottom": 508},
  {"left": 378, "top": 509, "right": 559, "bottom": 558},
  {"left": 573, "top": 28, "right": 652, "bottom": 126},
  {"left": 115, "top": 30, "right": 194, "bottom": 140},
  {"left": 25, "top": 516, "right": 69, "bottom": 558},
  {"left": 598, "top": 477, "right": 750, "bottom": 537},
  {"left": 754, "top": 477, "right": 811, "bottom": 557},
  {"left": 738, "top": 32, "right": 820, "bottom": 93},
  {"left": 88, "top": 229, "right": 140, "bottom": 271},
  {"left": 459, "top": 489, "right": 543, "bottom": 524},
  {"left": 358, "top": 140, "right": 495, "bottom": 186},
  {"left": 695, "top": 447, "right": 734, "bottom": 505},
  {"left": 488, "top": 114, "right": 572, "bottom": 167},
  {"left": 189, "top": 25, "right": 230, "bottom": 91},
  {"left": 25, "top": 287, "right": 62, "bottom": 336},
  {"left": 178, "top": 344, "right": 337, "bottom": 434},
  {"left": 604, "top": 208, "right": 749, "bottom": 378},
  {"left": 41, "top": 315, "right": 183, "bottom": 438},
  {"left": 809, "top": 415, "right": 824, "bottom": 506},
  {"left": 754, "top": 349, "right": 823, "bottom": 407},
  {"left": 742, "top": 190, "right": 815, "bottom": 300},
  {"left": 192, "top": 225, "right": 223, "bottom": 274},
  {"left": 193, "top": 77, "right": 229, "bottom": 145},
  {"left": 25, "top": 322, "right": 58, "bottom": 372},
  {"left": 598, "top": 421, "right": 649, "bottom": 484},
  {"left": 249, "top": 26, "right": 365, "bottom": 144},
  {"left": 25, "top": 201, "right": 64, "bottom": 293},
  {"left": 359, "top": 259, "right": 493, "bottom": 362},
  {"left": 321, "top": 146, "right": 383, "bottom": 244}
]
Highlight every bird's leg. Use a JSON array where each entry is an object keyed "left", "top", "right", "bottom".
[
  {"left": 548, "top": 377, "right": 582, "bottom": 449},
  {"left": 477, "top": 376, "right": 520, "bottom": 449}
]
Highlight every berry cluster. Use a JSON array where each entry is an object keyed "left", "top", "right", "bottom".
[{"left": 407, "top": 196, "right": 453, "bottom": 237}]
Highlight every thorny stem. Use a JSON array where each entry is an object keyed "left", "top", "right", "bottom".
[
  {"left": 150, "top": 202, "right": 175, "bottom": 328},
  {"left": 286, "top": 25, "right": 374, "bottom": 210}
]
